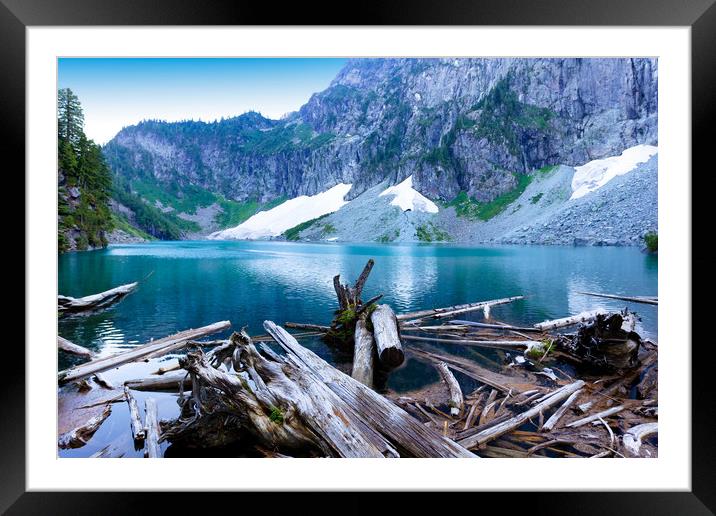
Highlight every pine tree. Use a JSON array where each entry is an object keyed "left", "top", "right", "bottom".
[{"left": 57, "top": 88, "right": 84, "bottom": 150}]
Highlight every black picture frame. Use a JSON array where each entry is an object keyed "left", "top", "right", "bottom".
[{"left": 5, "top": 0, "right": 714, "bottom": 513}]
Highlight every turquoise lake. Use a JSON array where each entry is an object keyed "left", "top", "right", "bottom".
[{"left": 58, "top": 241, "right": 658, "bottom": 457}]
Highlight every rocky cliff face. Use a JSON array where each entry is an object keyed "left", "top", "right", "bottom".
[{"left": 103, "top": 58, "right": 657, "bottom": 206}]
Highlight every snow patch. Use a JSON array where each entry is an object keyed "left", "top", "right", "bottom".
[
  {"left": 209, "top": 183, "right": 352, "bottom": 240},
  {"left": 570, "top": 144, "right": 657, "bottom": 200},
  {"left": 379, "top": 175, "right": 439, "bottom": 214}
]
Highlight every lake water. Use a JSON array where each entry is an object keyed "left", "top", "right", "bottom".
[{"left": 58, "top": 241, "right": 658, "bottom": 457}]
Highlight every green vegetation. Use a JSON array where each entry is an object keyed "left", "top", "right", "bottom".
[
  {"left": 644, "top": 232, "right": 658, "bottom": 253},
  {"left": 111, "top": 177, "right": 200, "bottom": 240},
  {"left": 377, "top": 229, "right": 400, "bottom": 243},
  {"left": 416, "top": 222, "right": 451, "bottom": 242},
  {"left": 269, "top": 406, "right": 284, "bottom": 425},
  {"left": 282, "top": 214, "right": 331, "bottom": 241},
  {"left": 241, "top": 123, "right": 335, "bottom": 155},
  {"left": 57, "top": 88, "right": 113, "bottom": 252},
  {"left": 109, "top": 213, "right": 154, "bottom": 240},
  {"left": 448, "top": 172, "right": 534, "bottom": 221},
  {"left": 525, "top": 339, "right": 555, "bottom": 360},
  {"left": 529, "top": 193, "right": 544, "bottom": 204},
  {"left": 471, "top": 75, "right": 556, "bottom": 156}
]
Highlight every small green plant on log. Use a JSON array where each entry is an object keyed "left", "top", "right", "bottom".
[{"left": 325, "top": 259, "right": 383, "bottom": 349}]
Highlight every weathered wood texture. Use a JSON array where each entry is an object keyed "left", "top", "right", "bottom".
[
  {"left": 58, "top": 282, "right": 138, "bottom": 315},
  {"left": 164, "top": 331, "right": 398, "bottom": 458},
  {"left": 622, "top": 422, "right": 658, "bottom": 456},
  {"left": 540, "top": 389, "right": 582, "bottom": 432},
  {"left": 436, "top": 362, "right": 463, "bottom": 416},
  {"left": 351, "top": 316, "right": 375, "bottom": 387},
  {"left": 398, "top": 296, "right": 524, "bottom": 324},
  {"left": 144, "top": 398, "right": 162, "bottom": 458},
  {"left": 370, "top": 305, "right": 404, "bottom": 368},
  {"left": 123, "top": 385, "right": 145, "bottom": 442},
  {"left": 58, "top": 320, "right": 231, "bottom": 384},
  {"left": 534, "top": 310, "right": 605, "bottom": 331},
  {"left": 458, "top": 380, "right": 585, "bottom": 450},
  {"left": 58, "top": 377, "right": 119, "bottom": 449},
  {"left": 57, "top": 336, "right": 95, "bottom": 359},
  {"left": 263, "top": 321, "right": 476, "bottom": 458}
]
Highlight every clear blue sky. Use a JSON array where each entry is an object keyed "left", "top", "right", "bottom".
[{"left": 58, "top": 58, "right": 348, "bottom": 144}]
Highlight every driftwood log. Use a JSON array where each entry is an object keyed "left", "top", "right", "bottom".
[
  {"left": 577, "top": 291, "right": 658, "bottom": 305},
  {"left": 534, "top": 310, "right": 605, "bottom": 331},
  {"left": 163, "top": 330, "right": 399, "bottom": 457},
  {"left": 144, "top": 398, "right": 162, "bottom": 458},
  {"left": 435, "top": 362, "right": 463, "bottom": 416},
  {"left": 57, "top": 336, "right": 95, "bottom": 360},
  {"left": 398, "top": 296, "right": 524, "bottom": 325},
  {"left": 370, "top": 304, "right": 404, "bottom": 368},
  {"left": 59, "top": 320, "right": 231, "bottom": 384},
  {"left": 124, "top": 385, "right": 145, "bottom": 442},
  {"left": 263, "top": 321, "right": 476, "bottom": 458},
  {"left": 351, "top": 315, "right": 375, "bottom": 387},
  {"left": 58, "top": 282, "right": 138, "bottom": 316}
]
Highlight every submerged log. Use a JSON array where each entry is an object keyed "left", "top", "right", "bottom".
[
  {"left": 58, "top": 377, "right": 118, "bottom": 449},
  {"left": 435, "top": 362, "right": 463, "bottom": 416},
  {"left": 58, "top": 405, "right": 112, "bottom": 449},
  {"left": 58, "top": 320, "right": 231, "bottom": 384},
  {"left": 351, "top": 316, "right": 375, "bottom": 387},
  {"left": 370, "top": 305, "right": 404, "bottom": 368},
  {"left": 58, "top": 282, "right": 138, "bottom": 316},
  {"left": 401, "top": 334, "right": 535, "bottom": 350},
  {"left": 125, "top": 371, "right": 190, "bottom": 392},
  {"left": 57, "top": 336, "right": 95, "bottom": 360},
  {"left": 534, "top": 310, "right": 605, "bottom": 331},
  {"left": 144, "top": 398, "right": 162, "bottom": 458},
  {"left": 263, "top": 321, "right": 476, "bottom": 458}
]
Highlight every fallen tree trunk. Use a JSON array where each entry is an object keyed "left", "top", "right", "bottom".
[
  {"left": 144, "top": 398, "right": 161, "bottom": 458},
  {"left": 370, "top": 305, "right": 404, "bottom": 368},
  {"left": 58, "top": 320, "right": 231, "bottom": 384},
  {"left": 534, "top": 310, "right": 605, "bottom": 331},
  {"left": 125, "top": 371, "right": 190, "bottom": 392},
  {"left": 263, "top": 321, "right": 476, "bottom": 458},
  {"left": 401, "top": 334, "right": 535, "bottom": 350},
  {"left": 124, "top": 385, "right": 145, "bottom": 442},
  {"left": 351, "top": 316, "right": 375, "bottom": 387},
  {"left": 436, "top": 362, "right": 463, "bottom": 416},
  {"left": 458, "top": 380, "right": 585, "bottom": 450},
  {"left": 58, "top": 282, "right": 138, "bottom": 315},
  {"left": 57, "top": 336, "right": 95, "bottom": 360},
  {"left": 163, "top": 331, "right": 398, "bottom": 457},
  {"left": 540, "top": 389, "right": 582, "bottom": 432},
  {"left": 577, "top": 291, "right": 658, "bottom": 305},
  {"left": 398, "top": 296, "right": 524, "bottom": 324}
]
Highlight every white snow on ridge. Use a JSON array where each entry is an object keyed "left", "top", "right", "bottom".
[
  {"left": 379, "top": 175, "right": 439, "bottom": 214},
  {"left": 570, "top": 144, "right": 658, "bottom": 200},
  {"left": 209, "top": 183, "right": 352, "bottom": 240}
]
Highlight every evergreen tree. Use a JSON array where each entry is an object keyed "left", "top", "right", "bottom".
[
  {"left": 57, "top": 89, "right": 112, "bottom": 252},
  {"left": 58, "top": 88, "right": 85, "bottom": 150}
]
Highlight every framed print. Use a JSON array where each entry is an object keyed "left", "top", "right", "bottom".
[{"left": 6, "top": 0, "right": 715, "bottom": 512}]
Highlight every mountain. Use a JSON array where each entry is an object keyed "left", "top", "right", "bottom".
[{"left": 102, "top": 58, "right": 658, "bottom": 243}]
